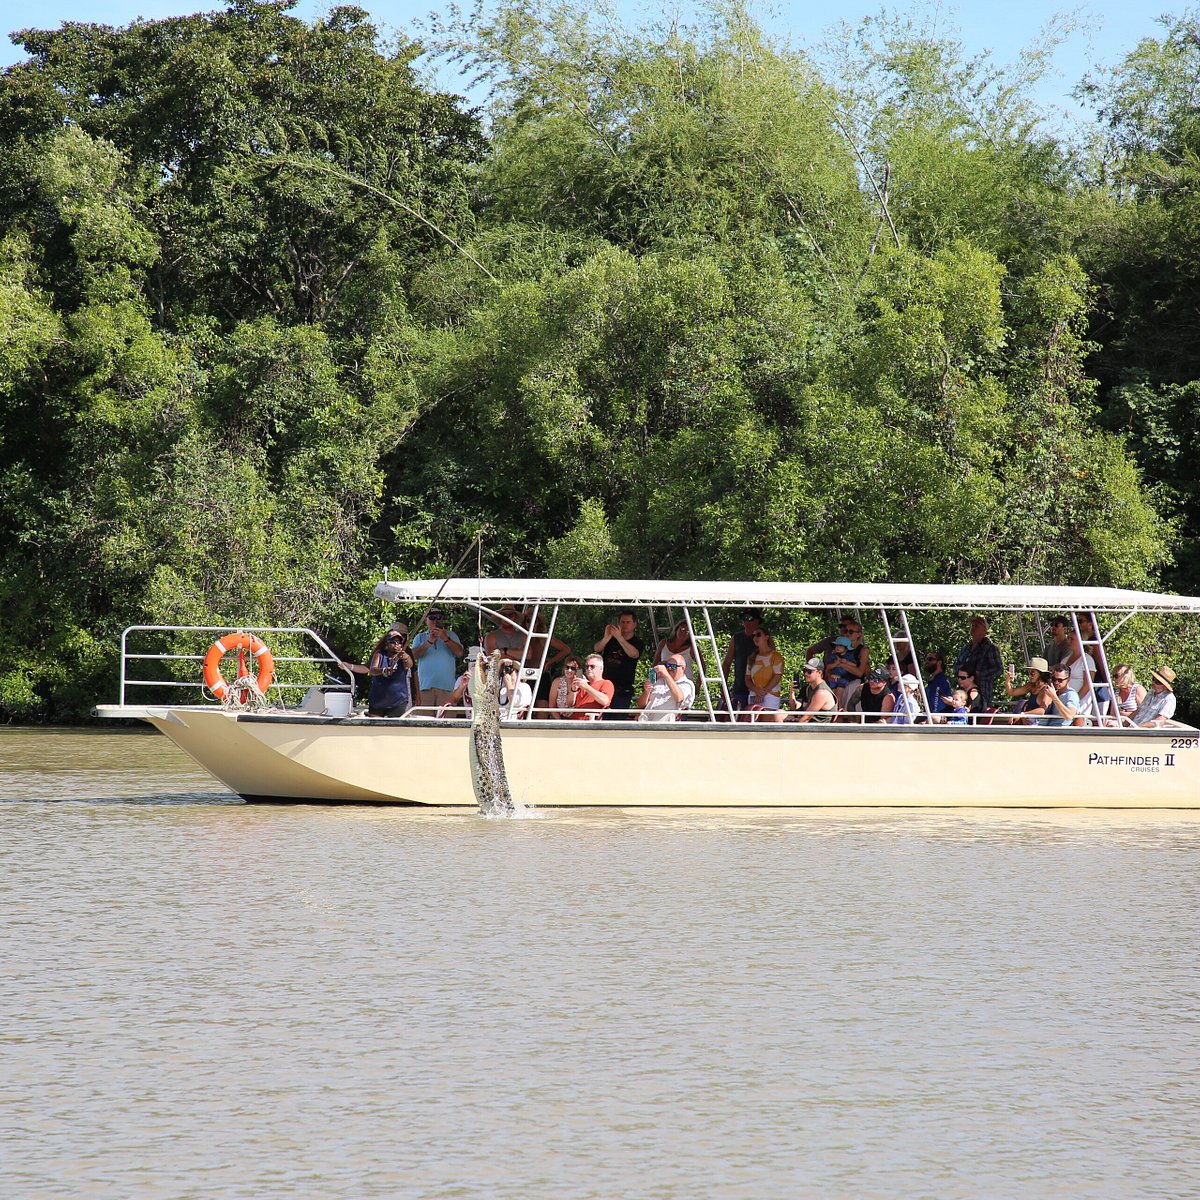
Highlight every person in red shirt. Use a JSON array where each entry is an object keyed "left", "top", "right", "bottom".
[{"left": 571, "top": 654, "right": 614, "bottom": 720}]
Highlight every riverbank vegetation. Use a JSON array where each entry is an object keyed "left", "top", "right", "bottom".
[{"left": 2, "top": 0, "right": 1198, "bottom": 720}]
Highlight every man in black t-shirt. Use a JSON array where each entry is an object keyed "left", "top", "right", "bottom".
[{"left": 594, "top": 611, "right": 644, "bottom": 720}]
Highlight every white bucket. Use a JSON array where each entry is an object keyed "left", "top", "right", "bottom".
[{"left": 324, "top": 691, "right": 353, "bottom": 717}]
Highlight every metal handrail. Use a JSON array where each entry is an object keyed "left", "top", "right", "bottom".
[{"left": 117, "top": 624, "right": 350, "bottom": 708}]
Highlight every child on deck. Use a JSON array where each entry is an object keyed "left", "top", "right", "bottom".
[{"left": 939, "top": 688, "right": 969, "bottom": 725}]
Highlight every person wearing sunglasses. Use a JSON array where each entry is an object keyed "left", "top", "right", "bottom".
[
  {"left": 806, "top": 618, "right": 871, "bottom": 705},
  {"left": 785, "top": 657, "right": 838, "bottom": 723},
  {"left": 1111, "top": 664, "right": 1146, "bottom": 721},
  {"left": 484, "top": 606, "right": 528, "bottom": 662},
  {"left": 545, "top": 657, "right": 582, "bottom": 719},
  {"left": 1021, "top": 669, "right": 1081, "bottom": 727},
  {"left": 1062, "top": 628, "right": 1097, "bottom": 712},
  {"left": 410, "top": 608, "right": 465, "bottom": 709},
  {"left": 337, "top": 626, "right": 415, "bottom": 718},
  {"left": 654, "top": 621, "right": 699, "bottom": 684},
  {"left": 1001, "top": 655, "right": 1052, "bottom": 721},
  {"left": 571, "top": 655, "right": 615, "bottom": 720},
  {"left": 637, "top": 654, "right": 695, "bottom": 723},
  {"left": 744, "top": 628, "right": 784, "bottom": 717},
  {"left": 952, "top": 667, "right": 986, "bottom": 716},
  {"left": 854, "top": 666, "right": 893, "bottom": 724}
]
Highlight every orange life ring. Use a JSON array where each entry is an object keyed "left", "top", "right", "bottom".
[{"left": 202, "top": 632, "right": 275, "bottom": 699}]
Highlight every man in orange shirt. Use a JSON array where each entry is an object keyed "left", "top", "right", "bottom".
[{"left": 571, "top": 654, "right": 615, "bottom": 720}]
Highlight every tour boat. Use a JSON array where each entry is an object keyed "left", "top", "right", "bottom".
[{"left": 95, "top": 579, "right": 1200, "bottom": 808}]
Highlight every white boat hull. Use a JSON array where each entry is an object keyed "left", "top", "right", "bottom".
[{"left": 141, "top": 709, "right": 1200, "bottom": 808}]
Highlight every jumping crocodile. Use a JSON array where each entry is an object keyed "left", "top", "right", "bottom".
[{"left": 467, "top": 650, "right": 517, "bottom": 815}]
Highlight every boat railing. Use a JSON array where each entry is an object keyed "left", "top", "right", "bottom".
[
  {"left": 390, "top": 704, "right": 1117, "bottom": 728},
  {"left": 116, "top": 625, "right": 350, "bottom": 709}
]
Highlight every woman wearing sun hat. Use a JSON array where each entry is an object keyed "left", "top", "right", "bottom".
[
  {"left": 1002, "top": 656, "right": 1052, "bottom": 718},
  {"left": 888, "top": 674, "right": 923, "bottom": 725},
  {"left": 1129, "top": 666, "right": 1179, "bottom": 727}
]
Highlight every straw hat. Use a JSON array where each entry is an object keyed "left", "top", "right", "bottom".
[
  {"left": 1150, "top": 666, "right": 1176, "bottom": 691},
  {"left": 1027, "top": 656, "right": 1049, "bottom": 674}
]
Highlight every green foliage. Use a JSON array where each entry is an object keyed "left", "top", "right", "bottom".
[
  {"left": 458, "top": 1, "right": 870, "bottom": 279},
  {"left": 0, "top": 4, "right": 483, "bottom": 719},
  {"left": 826, "top": 11, "right": 1093, "bottom": 274},
  {"left": 1076, "top": 13, "right": 1200, "bottom": 594}
]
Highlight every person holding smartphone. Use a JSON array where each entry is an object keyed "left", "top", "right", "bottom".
[
  {"left": 338, "top": 626, "right": 414, "bottom": 718},
  {"left": 410, "top": 608, "right": 464, "bottom": 708},
  {"left": 1002, "top": 656, "right": 1052, "bottom": 721}
]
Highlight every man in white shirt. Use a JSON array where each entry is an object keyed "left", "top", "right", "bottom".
[{"left": 637, "top": 654, "right": 695, "bottom": 722}]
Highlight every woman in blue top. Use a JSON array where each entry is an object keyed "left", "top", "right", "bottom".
[{"left": 339, "top": 627, "right": 415, "bottom": 718}]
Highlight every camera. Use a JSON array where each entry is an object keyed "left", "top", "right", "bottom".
[{"left": 434, "top": 619, "right": 445, "bottom": 628}]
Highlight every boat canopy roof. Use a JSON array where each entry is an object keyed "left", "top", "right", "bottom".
[{"left": 375, "top": 578, "right": 1200, "bottom": 614}]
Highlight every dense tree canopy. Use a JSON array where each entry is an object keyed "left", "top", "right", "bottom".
[{"left": 1, "top": 0, "right": 1197, "bottom": 720}]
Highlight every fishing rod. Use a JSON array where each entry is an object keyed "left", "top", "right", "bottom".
[{"left": 414, "top": 524, "right": 491, "bottom": 635}]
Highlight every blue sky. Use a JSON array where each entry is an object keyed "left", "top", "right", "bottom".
[{"left": 0, "top": 0, "right": 1176, "bottom": 126}]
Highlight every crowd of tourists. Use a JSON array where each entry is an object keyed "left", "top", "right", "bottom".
[
  {"left": 724, "top": 609, "right": 1179, "bottom": 729},
  {"left": 338, "top": 606, "right": 1181, "bottom": 729}
]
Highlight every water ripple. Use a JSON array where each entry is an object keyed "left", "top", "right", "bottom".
[{"left": 2, "top": 729, "right": 1199, "bottom": 1198}]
